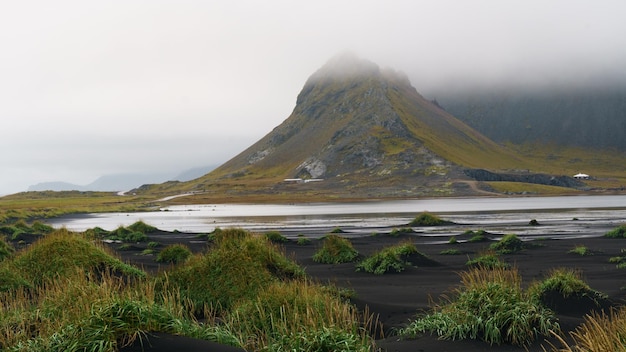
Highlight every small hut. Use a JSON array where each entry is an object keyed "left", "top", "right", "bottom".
[{"left": 573, "top": 173, "right": 590, "bottom": 180}]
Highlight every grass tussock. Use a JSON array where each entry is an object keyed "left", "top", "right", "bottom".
[
  {"left": 609, "top": 249, "right": 626, "bottom": 268},
  {"left": 466, "top": 251, "right": 510, "bottom": 269},
  {"left": 400, "top": 266, "right": 559, "bottom": 346},
  {"left": 156, "top": 244, "right": 192, "bottom": 264},
  {"left": 1, "top": 229, "right": 145, "bottom": 289},
  {"left": 265, "top": 231, "right": 288, "bottom": 243},
  {"left": 604, "top": 224, "right": 626, "bottom": 238},
  {"left": 313, "top": 234, "right": 359, "bottom": 264},
  {"left": 529, "top": 268, "right": 607, "bottom": 313},
  {"left": 409, "top": 212, "right": 449, "bottom": 226},
  {"left": 568, "top": 245, "right": 593, "bottom": 256},
  {"left": 227, "top": 280, "right": 375, "bottom": 351},
  {"left": 490, "top": 234, "right": 524, "bottom": 254},
  {"left": 161, "top": 228, "right": 305, "bottom": 314},
  {"left": 465, "top": 229, "right": 491, "bottom": 242},
  {"left": 356, "top": 241, "right": 421, "bottom": 274}
]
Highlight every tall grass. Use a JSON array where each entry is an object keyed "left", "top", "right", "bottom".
[
  {"left": 400, "top": 266, "right": 558, "bottom": 346},
  {"left": 546, "top": 306, "right": 626, "bottom": 351},
  {"left": 0, "top": 270, "right": 238, "bottom": 351},
  {"left": 160, "top": 228, "right": 305, "bottom": 314},
  {"left": 0, "top": 226, "right": 381, "bottom": 351},
  {"left": 227, "top": 280, "right": 376, "bottom": 351}
]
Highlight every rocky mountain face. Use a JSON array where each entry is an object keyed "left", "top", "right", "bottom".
[{"left": 200, "top": 54, "right": 523, "bottom": 197}]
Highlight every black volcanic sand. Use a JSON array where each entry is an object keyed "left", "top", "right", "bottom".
[{"left": 104, "top": 227, "right": 626, "bottom": 352}]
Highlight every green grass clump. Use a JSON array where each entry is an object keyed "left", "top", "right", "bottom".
[
  {"left": 126, "top": 220, "right": 157, "bottom": 234},
  {"left": 0, "top": 236, "right": 14, "bottom": 262},
  {"left": 466, "top": 230, "right": 490, "bottom": 243},
  {"left": 400, "top": 266, "right": 558, "bottom": 346},
  {"left": 330, "top": 227, "right": 345, "bottom": 233},
  {"left": 162, "top": 229, "right": 305, "bottom": 314},
  {"left": 609, "top": 249, "right": 626, "bottom": 268},
  {"left": 296, "top": 236, "right": 311, "bottom": 245},
  {"left": 0, "top": 220, "right": 53, "bottom": 241},
  {"left": 156, "top": 244, "right": 192, "bottom": 264},
  {"left": 83, "top": 226, "right": 110, "bottom": 239},
  {"left": 313, "top": 234, "right": 359, "bottom": 264},
  {"left": 103, "top": 221, "right": 156, "bottom": 243},
  {"left": 1, "top": 229, "right": 144, "bottom": 288},
  {"left": 265, "top": 231, "right": 288, "bottom": 243},
  {"left": 529, "top": 268, "right": 606, "bottom": 306},
  {"left": 227, "top": 280, "right": 373, "bottom": 351},
  {"left": 107, "top": 226, "right": 148, "bottom": 243},
  {"left": 605, "top": 224, "right": 626, "bottom": 238},
  {"left": 389, "top": 227, "right": 415, "bottom": 236},
  {"left": 448, "top": 236, "right": 458, "bottom": 244},
  {"left": 356, "top": 241, "right": 420, "bottom": 274},
  {"left": 409, "top": 212, "right": 449, "bottom": 226},
  {"left": 466, "top": 252, "right": 510, "bottom": 269},
  {"left": 118, "top": 244, "right": 135, "bottom": 251},
  {"left": 569, "top": 245, "right": 593, "bottom": 256},
  {"left": 490, "top": 234, "right": 524, "bottom": 254},
  {"left": 30, "top": 220, "right": 55, "bottom": 234},
  {"left": 440, "top": 249, "right": 464, "bottom": 255}
]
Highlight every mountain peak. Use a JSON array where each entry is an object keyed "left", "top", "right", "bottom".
[
  {"left": 200, "top": 56, "right": 520, "bottom": 198},
  {"left": 308, "top": 52, "right": 380, "bottom": 81}
]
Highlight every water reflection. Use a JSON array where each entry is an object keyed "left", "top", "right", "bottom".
[{"left": 47, "top": 195, "right": 626, "bottom": 239}]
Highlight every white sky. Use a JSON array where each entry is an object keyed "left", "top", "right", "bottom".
[{"left": 1, "top": 0, "right": 625, "bottom": 195}]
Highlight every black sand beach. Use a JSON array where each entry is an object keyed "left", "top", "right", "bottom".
[{"left": 104, "top": 219, "right": 626, "bottom": 352}]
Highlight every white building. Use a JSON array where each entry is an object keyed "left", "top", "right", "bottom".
[{"left": 573, "top": 173, "right": 590, "bottom": 180}]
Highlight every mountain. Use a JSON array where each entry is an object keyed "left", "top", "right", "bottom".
[
  {"left": 432, "top": 86, "right": 626, "bottom": 151},
  {"left": 172, "top": 165, "right": 218, "bottom": 182},
  {"left": 183, "top": 54, "right": 527, "bottom": 199},
  {"left": 27, "top": 165, "right": 217, "bottom": 192},
  {"left": 27, "top": 173, "right": 175, "bottom": 192},
  {"left": 27, "top": 181, "right": 87, "bottom": 192}
]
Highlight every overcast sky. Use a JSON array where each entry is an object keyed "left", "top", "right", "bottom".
[{"left": 1, "top": 1, "right": 625, "bottom": 195}]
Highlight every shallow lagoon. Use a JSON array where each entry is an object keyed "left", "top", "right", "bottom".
[{"left": 47, "top": 195, "right": 626, "bottom": 240}]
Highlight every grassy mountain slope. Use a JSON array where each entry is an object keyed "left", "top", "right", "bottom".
[
  {"left": 135, "top": 55, "right": 626, "bottom": 202},
  {"left": 148, "top": 55, "right": 536, "bottom": 200}
]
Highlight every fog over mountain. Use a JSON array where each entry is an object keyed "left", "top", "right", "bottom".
[
  {"left": 27, "top": 165, "right": 217, "bottom": 192},
  {"left": 2, "top": 1, "right": 625, "bottom": 195},
  {"left": 429, "top": 83, "right": 626, "bottom": 151}
]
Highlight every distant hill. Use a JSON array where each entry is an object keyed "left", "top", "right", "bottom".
[
  {"left": 27, "top": 165, "right": 217, "bottom": 192},
  {"left": 180, "top": 54, "right": 528, "bottom": 199},
  {"left": 172, "top": 165, "right": 217, "bottom": 182},
  {"left": 433, "top": 86, "right": 626, "bottom": 151}
]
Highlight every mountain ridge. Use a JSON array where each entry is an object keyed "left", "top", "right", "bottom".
[
  {"left": 26, "top": 165, "right": 217, "bottom": 193},
  {"left": 178, "top": 54, "right": 530, "bottom": 198}
]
